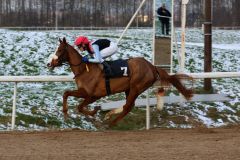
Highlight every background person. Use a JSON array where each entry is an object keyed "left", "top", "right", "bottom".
[{"left": 157, "top": 3, "right": 171, "bottom": 35}]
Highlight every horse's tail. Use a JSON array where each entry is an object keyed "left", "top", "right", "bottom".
[{"left": 155, "top": 67, "right": 193, "bottom": 100}]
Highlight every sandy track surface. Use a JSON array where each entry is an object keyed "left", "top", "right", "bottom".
[{"left": 0, "top": 126, "right": 240, "bottom": 160}]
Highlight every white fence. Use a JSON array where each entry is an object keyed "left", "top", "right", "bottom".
[
  {"left": 0, "top": 76, "right": 74, "bottom": 130},
  {"left": 1, "top": 72, "right": 239, "bottom": 82},
  {"left": 0, "top": 72, "right": 240, "bottom": 130}
]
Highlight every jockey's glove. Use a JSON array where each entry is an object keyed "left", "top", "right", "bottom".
[{"left": 82, "top": 57, "right": 89, "bottom": 63}]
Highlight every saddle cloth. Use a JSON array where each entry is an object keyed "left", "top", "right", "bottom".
[
  {"left": 103, "top": 59, "right": 129, "bottom": 95},
  {"left": 104, "top": 59, "right": 129, "bottom": 78}
]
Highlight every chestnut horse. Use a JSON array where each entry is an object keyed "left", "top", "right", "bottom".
[{"left": 47, "top": 38, "right": 193, "bottom": 126}]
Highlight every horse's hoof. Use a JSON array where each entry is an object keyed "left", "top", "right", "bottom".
[
  {"left": 108, "top": 121, "right": 117, "bottom": 128},
  {"left": 104, "top": 113, "right": 111, "bottom": 121},
  {"left": 103, "top": 124, "right": 110, "bottom": 130}
]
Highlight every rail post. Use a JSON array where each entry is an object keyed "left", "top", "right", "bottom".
[
  {"left": 11, "top": 82, "right": 17, "bottom": 130},
  {"left": 180, "top": 0, "right": 189, "bottom": 72},
  {"left": 146, "top": 89, "right": 150, "bottom": 130}
]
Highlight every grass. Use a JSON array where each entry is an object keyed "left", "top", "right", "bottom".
[
  {"left": 0, "top": 115, "right": 11, "bottom": 125},
  {"left": 16, "top": 113, "right": 47, "bottom": 127},
  {"left": 206, "top": 107, "right": 221, "bottom": 122},
  {"left": 3, "top": 59, "right": 11, "bottom": 65},
  {"left": 16, "top": 35, "right": 25, "bottom": 42},
  {"left": 101, "top": 107, "right": 166, "bottom": 130},
  {"left": 15, "top": 113, "right": 68, "bottom": 128},
  {"left": 108, "top": 108, "right": 147, "bottom": 130},
  {"left": 3, "top": 107, "right": 12, "bottom": 114},
  {"left": 45, "top": 116, "right": 62, "bottom": 128},
  {"left": 193, "top": 87, "right": 215, "bottom": 94}
]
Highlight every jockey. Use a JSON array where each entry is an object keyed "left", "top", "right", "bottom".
[{"left": 74, "top": 36, "right": 118, "bottom": 76}]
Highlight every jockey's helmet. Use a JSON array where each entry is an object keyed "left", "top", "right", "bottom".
[{"left": 74, "top": 36, "right": 90, "bottom": 46}]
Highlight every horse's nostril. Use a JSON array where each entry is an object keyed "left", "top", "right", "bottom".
[{"left": 47, "top": 63, "right": 51, "bottom": 67}]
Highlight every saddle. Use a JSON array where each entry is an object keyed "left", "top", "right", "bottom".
[
  {"left": 102, "top": 59, "right": 129, "bottom": 95},
  {"left": 102, "top": 60, "right": 129, "bottom": 78}
]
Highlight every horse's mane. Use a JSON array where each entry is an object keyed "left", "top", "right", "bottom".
[{"left": 66, "top": 43, "right": 82, "bottom": 58}]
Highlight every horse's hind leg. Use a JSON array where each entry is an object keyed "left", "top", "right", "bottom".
[
  {"left": 109, "top": 89, "right": 139, "bottom": 127},
  {"left": 78, "top": 97, "right": 101, "bottom": 117},
  {"left": 104, "top": 90, "right": 130, "bottom": 120},
  {"left": 104, "top": 107, "right": 123, "bottom": 121}
]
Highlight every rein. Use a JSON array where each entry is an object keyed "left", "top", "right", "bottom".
[{"left": 56, "top": 43, "right": 90, "bottom": 79}]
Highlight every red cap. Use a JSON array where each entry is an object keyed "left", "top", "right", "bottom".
[{"left": 74, "top": 36, "right": 90, "bottom": 46}]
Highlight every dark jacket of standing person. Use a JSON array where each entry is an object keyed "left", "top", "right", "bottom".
[{"left": 157, "top": 5, "right": 171, "bottom": 23}]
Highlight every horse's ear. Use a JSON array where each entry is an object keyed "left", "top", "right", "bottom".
[
  {"left": 59, "top": 38, "right": 62, "bottom": 43},
  {"left": 63, "top": 37, "right": 67, "bottom": 44}
]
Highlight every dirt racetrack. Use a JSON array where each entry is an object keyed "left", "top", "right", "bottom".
[{"left": 0, "top": 126, "right": 240, "bottom": 160}]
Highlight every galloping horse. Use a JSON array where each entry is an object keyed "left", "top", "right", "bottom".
[{"left": 47, "top": 38, "right": 193, "bottom": 126}]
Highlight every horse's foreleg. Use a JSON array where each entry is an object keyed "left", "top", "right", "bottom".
[
  {"left": 109, "top": 89, "right": 139, "bottom": 127},
  {"left": 63, "top": 89, "right": 88, "bottom": 117},
  {"left": 78, "top": 97, "right": 101, "bottom": 117}
]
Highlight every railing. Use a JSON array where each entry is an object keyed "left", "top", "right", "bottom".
[
  {"left": 0, "top": 72, "right": 240, "bottom": 130},
  {"left": 0, "top": 76, "right": 74, "bottom": 130},
  {"left": 156, "top": 15, "right": 172, "bottom": 19}
]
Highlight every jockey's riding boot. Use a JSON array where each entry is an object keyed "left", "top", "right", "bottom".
[{"left": 102, "top": 61, "right": 112, "bottom": 78}]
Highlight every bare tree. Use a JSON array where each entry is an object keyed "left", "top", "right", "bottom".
[{"left": 0, "top": 0, "right": 239, "bottom": 28}]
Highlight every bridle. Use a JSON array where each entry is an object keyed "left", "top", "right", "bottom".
[{"left": 57, "top": 43, "right": 83, "bottom": 67}]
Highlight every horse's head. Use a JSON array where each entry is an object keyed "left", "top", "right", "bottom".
[{"left": 47, "top": 37, "right": 70, "bottom": 69}]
